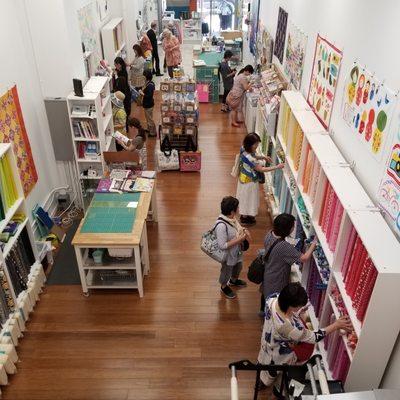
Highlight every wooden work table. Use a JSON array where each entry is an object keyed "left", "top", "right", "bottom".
[{"left": 72, "top": 182, "right": 157, "bottom": 297}]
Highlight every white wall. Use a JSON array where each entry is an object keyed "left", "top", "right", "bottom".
[
  {"left": 0, "top": 0, "right": 62, "bottom": 213},
  {"left": 258, "top": 0, "right": 400, "bottom": 389}
]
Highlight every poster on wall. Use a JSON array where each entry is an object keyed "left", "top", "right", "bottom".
[
  {"left": 0, "top": 86, "right": 38, "bottom": 197},
  {"left": 273, "top": 7, "right": 288, "bottom": 64},
  {"left": 249, "top": 0, "right": 260, "bottom": 55},
  {"left": 97, "top": 0, "right": 109, "bottom": 21},
  {"left": 77, "top": 4, "right": 98, "bottom": 53},
  {"left": 307, "top": 34, "right": 343, "bottom": 129},
  {"left": 377, "top": 136, "right": 400, "bottom": 237},
  {"left": 283, "top": 21, "right": 307, "bottom": 90},
  {"left": 342, "top": 63, "right": 396, "bottom": 158}
]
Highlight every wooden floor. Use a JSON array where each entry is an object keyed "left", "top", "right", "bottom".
[{"left": 3, "top": 101, "right": 273, "bottom": 400}]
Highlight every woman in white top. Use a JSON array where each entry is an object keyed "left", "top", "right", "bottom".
[
  {"left": 129, "top": 44, "right": 146, "bottom": 90},
  {"left": 236, "top": 133, "right": 284, "bottom": 225},
  {"left": 258, "top": 282, "right": 352, "bottom": 387}
]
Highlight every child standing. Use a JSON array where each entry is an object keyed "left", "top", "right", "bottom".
[
  {"left": 140, "top": 70, "right": 157, "bottom": 137},
  {"left": 219, "top": 50, "right": 236, "bottom": 112}
]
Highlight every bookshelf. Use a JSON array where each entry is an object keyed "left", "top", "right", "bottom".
[
  {"left": 0, "top": 143, "right": 46, "bottom": 389},
  {"left": 181, "top": 17, "right": 202, "bottom": 44},
  {"left": 67, "top": 76, "right": 115, "bottom": 209},
  {"left": 258, "top": 90, "right": 400, "bottom": 391},
  {"left": 101, "top": 17, "right": 127, "bottom": 64}
]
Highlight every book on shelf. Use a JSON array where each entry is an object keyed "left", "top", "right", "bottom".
[
  {"left": 96, "top": 179, "right": 112, "bottom": 193},
  {"left": 73, "top": 120, "right": 98, "bottom": 139},
  {"left": 122, "top": 179, "right": 135, "bottom": 192},
  {"left": 77, "top": 142, "right": 99, "bottom": 159}
]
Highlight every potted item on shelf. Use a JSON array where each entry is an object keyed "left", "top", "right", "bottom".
[{"left": 92, "top": 249, "right": 105, "bottom": 264}]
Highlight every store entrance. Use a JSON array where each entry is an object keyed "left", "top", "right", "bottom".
[{"left": 197, "top": 0, "right": 238, "bottom": 35}]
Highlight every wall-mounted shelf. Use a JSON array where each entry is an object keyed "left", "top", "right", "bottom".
[{"left": 258, "top": 91, "right": 400, "bottom": 392}]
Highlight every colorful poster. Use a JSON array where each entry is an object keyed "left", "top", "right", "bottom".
[
  {"left": 378, "top": 140, "right": 400, "bottom": 237},
  {"left": 342, "top": 63, "right": 396, "bottom": 158},
  {"left": 77, "top": 4, "right": 97, "bottom": 53},
  {"left": 249, "top": 0, "right": 260, "bottom": 55},
  {"left": 307, "top": 34, "right": 343, "bottom": 129},
  {"left": 0, "top": 86, "right": 38, "bottom": 197},
  {"left": 273, "top": 7, "right": 288, "bottom": 64},
  {"left": 283, "top": 21, "right": 307, "bottom": 90}
]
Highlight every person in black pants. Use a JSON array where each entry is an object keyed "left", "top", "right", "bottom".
[
  {"left": 219, "top": 50, "right": 236, "bottom": 112},
  {"left": 147, "top": 21, "right": 163, "bottom": 77},
  {"left": 113, "top": 57, "right": 131, "bottom": 118}
]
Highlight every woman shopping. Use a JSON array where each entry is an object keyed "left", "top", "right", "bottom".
[
  {"left": 162, "top": 29, "right": 182, "bottom": 78},
  {"left": 258, "top": 282, "right": 352, "bottom": 387},
  {"left": 226, "top": 65, "right": 254, "bottom": 127},
  {"left": 261, "top": 213, "right": 317, "bottom": 314},
  {"left": 236, "top": 133, "right": 284, "bottom": 225},
  {"left": 113, "top": 57, "right": 132, "bottom": 118},
  {"left": 215, "top": 196, "right": 251, "bottom": 299},
  {"left": 219, "top": 50, "right": 236, "bottom": 112},
  {"left": 129, "top": 44, "right": 146, "bottom": 90}
]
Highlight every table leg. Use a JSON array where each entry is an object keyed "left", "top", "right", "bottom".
[
  {"left": 134, "top": 245, "right": 144, "bottom": 297},
  {"left": 74, "top": 246, "right": 88, "bottom": 295},
  {"left": 150, "top": 186, "right": 158, "bottom": 222},
  {"left": 142, "top": 223, "right": 150, "bottom": 275}
]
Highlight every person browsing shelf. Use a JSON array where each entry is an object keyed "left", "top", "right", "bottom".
[
  {"left": 219, "top": 50, "right": 236, "bottom": 113},
  {"left": 111, "top": 91, "right": 127, "bottom": 152},
  {"left": 227, "top": 65, "right": 254, "bottom": 127},
  {"left": 260, "top": 213, "right": 317, "bottom": 314},
  {"left": 236, "top": 133, "right": 284, "bottom": 226},
  {"left": 129, "top": 44, "right": 146, "bottom": 90},
  {"left": 258, "top": 283, "right": 352, "bottom": 388},
  {"left": 162, "top": 29, "right": 182, "bottom": 78},
  {"left": 113, "top": 57, "right": 131, "bottom": 118}
]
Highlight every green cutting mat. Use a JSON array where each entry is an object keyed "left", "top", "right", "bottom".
[
  {"left": 81, "top": 193, "right": 141, "bottom": 233},
  {"left": 198, "top": 51, "right": 223, "bottom": 66}
]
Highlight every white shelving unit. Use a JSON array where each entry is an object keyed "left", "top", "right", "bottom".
[
  {"left": 67, "top": 76, "right": 115, "bottom": 209},
  {"left": 101, "top": 17, "right": 127, "bottom": 63},
  {"left": 259, "top": 91, "right": 400, "bottom": 392},
  {"left": 181, "top": 18, "right": 202, "bottom": 44},
  {"left": 0, "top": 143, "right": 46, "bottom": 390}
]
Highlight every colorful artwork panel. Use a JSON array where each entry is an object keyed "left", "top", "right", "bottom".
[
  {"left": 307, "top": 34, "right": 343, "bottom": 129},
  {"left": 0, "top": 86, "right": 38, "bottom": 197},
  {"left": 283, "top": 21, "right": 307, "bottom": 90},
  {"left": 342, "top": 63, "right": 396, "bottom": 158}
]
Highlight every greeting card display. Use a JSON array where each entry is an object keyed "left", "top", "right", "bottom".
[
  {"left": 273, "top": 7, "right": 288, "bottom": 64},
  {"left": 283, "top": 22, "right": 307, "bottom": 90},
  {"left": 307, "top": 35, "right": 342, "bottom": 129},
  {"left": 342, "top": 63, "right": 396, "bottom": 158}
]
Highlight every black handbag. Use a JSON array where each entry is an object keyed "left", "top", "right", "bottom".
[
  {"left": 247, "top": 237, "right": 283, "bottom": 284},
  {"left": 160, "top": 135, "right": 172, "bottom": 156}
]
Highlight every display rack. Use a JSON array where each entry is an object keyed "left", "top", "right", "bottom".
[
  {"left": 67, "top": 76, "right": 115, "bottom": 209},
  {"left": 0, "top": 143, "right": 46, "bottom": 391},
  {"left": 101, "top": 17, "right": 127, "bottom": 63},
  {"left": 181, "top": 17, "right": 202, "bottom": 44},
  {"left": 259, "top": 91, "right": 400, "bottom": 392}
]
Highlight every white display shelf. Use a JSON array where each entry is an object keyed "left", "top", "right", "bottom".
[
  {"left": 0, "top": 198, "right": 24, "bottom": 233},
  {"left": 101, "top": 18, "right": 126, "bottom": 64},
  {"left": 312, "top": 223, "right": 334, "bottom": 267},
  {"left": 267, "top": 91, "right": 400, "bottom": 391},
  {"left": 73, "top": 137, "right": 100, "bottom": 142},
  {"left": 332, "top": 271, "right": 362, "bottom": 337},
  {"left": 2, "top": 219, "right": 28, "bottom": 259},
  {"left": 67, "top": 76, "right": 114, "bottom": 209},
  {"left": 327, "top": 293, "right": 355, "bottom": 362}
]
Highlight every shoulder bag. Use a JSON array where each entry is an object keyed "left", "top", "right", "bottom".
[
  {"left": 180, "top": 135, "right": 201, "bottom": 172},
  {"left": 200, "top": 218, "right": 229, "bottom": 263},
  {"left": 157, "top": 136, "right": 179, "bottom": 171},
  {"left": 247, "top": 237, "right": 283, "bottom": 284}
]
